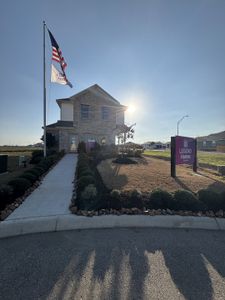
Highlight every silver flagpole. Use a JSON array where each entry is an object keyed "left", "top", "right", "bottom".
[{"left": 43, "top": 21, "right": 47, "bottom": 157}]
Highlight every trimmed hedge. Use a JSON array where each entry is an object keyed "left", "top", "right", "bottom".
[
  {"left": 126, "top": 189, "right": 143, "bottom": 209},
  {"left": 0, "top": 185, "right": 13, "bottom": 210},
  {"left": 27, "top": 169, "right": 41, "bottom": 178},
  {"left": 110, "top": 189, "right": 122, "bottom": 209},
  {"left": 8, "top": 178, "right": 31, "bottom": 197},
  {"left": 198, "top": 189, "right": 222, "bottom": 212},
  {"left": 0, "top": 151, "right": 64, "bottom": 214},
  {"left": 77, "top": 175, "right": 95, "bottom": 193},
  {"left": 173, "top": 190, "right": 203, "bottom": 212},
  {"left": 113, "top": 157, "right": 137, "bottom": 164},
  {"left": 77, "top": 141, "right": 87, "bottom": 154},
  {"left": 20, "top": 173, "right": 37, "bottom": 184},
  {"left": 147, "top": 189, "right": 174, "bottom": 209},
  {"left": 80, "top": 184, "right": 98, "bottom": 210}
]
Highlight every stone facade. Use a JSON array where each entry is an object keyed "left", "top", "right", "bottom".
[{"left": 46, "top": 84, "right": 126, "bottom": 152}]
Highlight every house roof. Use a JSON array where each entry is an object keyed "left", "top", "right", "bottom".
[
  {"left": 46, "top": 121, "right": 73, "bottom": 128},
  {"left": 197, "top": 131, "right": 225, "bottom": 142},
  {"left": 56, "top": 84, "right": 126, "bottom": 108}
]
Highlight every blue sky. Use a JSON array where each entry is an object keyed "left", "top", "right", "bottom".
[{"left": 1, "top": 0, "right": 225, "bottom": 145}]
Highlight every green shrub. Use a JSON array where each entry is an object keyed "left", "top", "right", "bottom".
[
  {"left": 0, "top": 185, "right": 13, "bottom": 210},
  {"left": 148, "top": 189, "right": 174, "bottom": 209},
  {"left": 8, "top": 178, "right": 31, "bottom": 197},
  {"left": 220, "top": 191, "right": 225, "bottom": 210},
  {"left": 125, "top": 189, "right": 143, "bottom": 209},
  {"left": 77, "top": 175, "right": 95, "bottom": 192},
  {"left": 173, "top": 190, "right": 203, "bottom": 212},
  {"left": 113, "top": 157, "right": 137, "bottom": 164},
  {"left": 25, "top": 169, "right": 40, "bottom": 178},
  {"left": 79, "top": 169, "right": 94, "bottom": 178},
  {"left": 110, "top": 189, "right": 122, "bottom": 209},
  {"left": 23, "top": 171, "right": 38, "bottom": 181},
  {"left": 77, "top": 141, "right": 87, "bottom": 153},
  {"left": 198, "top": 189, "right": 222, "bottom": 212},
  {"left": 80, "top": 184, "right": 98, "bottom": 210},
  {"left": 78, "top": 152, "right": 89, "bottom": 160},
  {"left": 33, "top": 166, "right": 45, "bottom": 175},
  {"left": 20, "top": 173, "right": 37, "bottom": 184},
  {"left": 37, "top": 163, "right": 49, "bottom": 172},
  {"left": 134, "top": 149, "right": 143, "bottom": 157},
  {"left": 30, "top": 150, "right": 43, "bottom": 164}
]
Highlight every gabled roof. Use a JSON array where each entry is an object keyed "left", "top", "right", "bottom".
[{"left": 57, "top": 84, "right": 125, "bottom": 108}]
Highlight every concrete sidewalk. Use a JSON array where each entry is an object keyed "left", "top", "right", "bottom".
[
  {"left": 6, "top": 154, "right": 77, "bottom": 220},
  {"left": 1, "top": 152, "right": 225, "bottom": 239}
]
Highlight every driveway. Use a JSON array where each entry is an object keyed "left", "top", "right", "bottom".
[{"left": 1, "top": 228, "right": 225, "bottom": 300}]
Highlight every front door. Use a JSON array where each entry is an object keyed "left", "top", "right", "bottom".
[{"left": 70, "top": 135, "right": 77, "bottom": 152}]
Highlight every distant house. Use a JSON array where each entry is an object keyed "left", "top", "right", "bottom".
[
  {"left": 197, "top": 131, "right": 225, "bottom": 152},
  {"left": 142, "top": 141, "right": 170, "bottom": 150},
  {"left": 46, "top": 84, "right": 126, "bottom": 152}
]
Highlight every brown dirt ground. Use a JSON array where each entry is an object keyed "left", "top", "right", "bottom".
[{"left": 97, "top": 157, "right": 225, "bottom": 193}]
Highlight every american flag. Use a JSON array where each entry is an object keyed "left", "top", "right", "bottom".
[{"left": 47, "top": 29, "right": 72, "bottom": 87}]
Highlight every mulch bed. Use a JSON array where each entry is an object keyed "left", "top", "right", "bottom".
[{"left": 97, "top": 157, "right": 225, "bottom": 193}]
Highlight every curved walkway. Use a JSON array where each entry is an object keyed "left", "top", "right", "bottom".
[{"left": 1, "top": 153, "right": 225, "bottom": 238}]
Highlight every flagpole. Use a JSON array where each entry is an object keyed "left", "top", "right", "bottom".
[{"left": 43, "top": 21, "right": 47, "bottom": 157}]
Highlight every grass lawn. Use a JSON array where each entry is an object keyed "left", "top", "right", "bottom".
[
  {"left": 0, "top": 146, "right": 41, "bottom": 157},
  {"left": 144, "top": 150, "right": 225, "bottom": 167},
  {"left": 0, "top": 148, "right": 36, "bottom": 185}
]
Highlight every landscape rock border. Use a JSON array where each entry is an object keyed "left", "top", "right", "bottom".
[{"left": 69, "top": 206, "right": 225, "bottom": 218}]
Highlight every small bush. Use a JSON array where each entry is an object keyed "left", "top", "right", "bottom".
[
  {"left": 134, "top": 149, "right": 143, "bottom": 157},
  {"left": 33, "top": 166, "right": 45, "bottom": 175},
  {"left": 79, "top": 169, "right": 94, "bottom": 178},
  {"left": 28, "top": 169, "right": 41, "bottom": 178},
  {"left": 173, "top": 190, "right": 203, "bottom": 212},
  {"left": 30, "top": 150, "right": 43, "bottom": 164},
  {"left": 198, "top": 189, "right": 222, "bottom": 212},
  {"left": 220, "top": 191, "right": 225, "bottom": 210},
  {"left": 23, "top": 171, "right": 38, "bottom": 181},
  {"left": 8, "top": 178, "right": 31, "bottom": 197},
  {"left": 37, "top": 162, "right": 49, "bottom": 172},
  {"left": 0, "top": 185, "right": 13, "bottom": 210},
  {"left": 148, "top": 189, "right": 174, "bottom": 209},
  {"left": 20, "top": 173, "right": 37, "bottom": 184},
  {"left": 77, "top": 175, "right": 95, "bottom": 192},
  {"left": 113, "top": 157, "right": 137, "bottom": 164},
  {"left": 126, "top": 189, "right": 143, "bottom": 209},
  {"left": 110, "top": 189, "right": 122, "bottom": 209},
  {"left": 77, "top": 141, "right": 87, "bottom": 153},
  {"left": 80, "top": 184, "right": 98, "bottom": 210}
]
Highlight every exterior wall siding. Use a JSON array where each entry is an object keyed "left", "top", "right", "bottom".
[
  {"left": 47, "top": 86, "right": 125, "bottom": 152},
  {"left": 61, "top": 103, "right": 73, "bottom": 121}
]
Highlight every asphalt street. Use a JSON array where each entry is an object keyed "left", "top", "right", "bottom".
[{"left": 0, "top": 228, "right": 225, "bottom": 300}]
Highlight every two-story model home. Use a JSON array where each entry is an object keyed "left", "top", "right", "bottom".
[{"left": 46, "top": 84, "right": 126, "bottom": 152}]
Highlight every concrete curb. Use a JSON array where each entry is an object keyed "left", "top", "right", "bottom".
[{"left": 1, "top": 214, "right": 225, "bottom": 238}]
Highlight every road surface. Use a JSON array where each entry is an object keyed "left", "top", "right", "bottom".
[{"left": 1, "top": 228, "right": 225, "bottom": 300}]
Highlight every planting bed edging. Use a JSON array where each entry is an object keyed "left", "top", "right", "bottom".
[{"left": 1, "top": 214, "right": 225, "bottom": 239}]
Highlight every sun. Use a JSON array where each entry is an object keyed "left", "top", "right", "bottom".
[{"left": 127, "top": 104, "right": 136, "bottom": 113}]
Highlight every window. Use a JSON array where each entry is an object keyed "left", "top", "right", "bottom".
[
  {"left": 102, "top": 106, "right": 110, "bottom": 120},
  {"left": 81, "top": 104, "right": 89, "bottom": 120}
]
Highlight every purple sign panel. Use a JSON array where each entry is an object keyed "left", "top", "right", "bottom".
[{"left": 175, "top": 136, "right": 196, "bottom": 165}]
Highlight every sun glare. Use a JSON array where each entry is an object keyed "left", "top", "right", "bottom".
[{"left": 127, "top": 104, "right": 136, "bottom": 113}]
